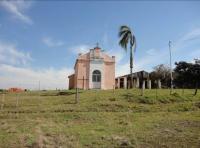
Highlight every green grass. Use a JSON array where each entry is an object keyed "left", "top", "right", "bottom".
[{"left": 0, "top": 89, "right": 200, "bottom": 147}]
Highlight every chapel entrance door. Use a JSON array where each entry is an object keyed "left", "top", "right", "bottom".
[{"left": 92, "top": 70, "right": 101, "bottom": 89}]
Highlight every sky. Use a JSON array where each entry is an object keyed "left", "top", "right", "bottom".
[{"left": 0, "top": 0, "right": 200, "bottom": 90}]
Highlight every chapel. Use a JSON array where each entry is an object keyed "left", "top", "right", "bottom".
[{"left": 68, "top": 45, "right": 115, "bottom": 90}]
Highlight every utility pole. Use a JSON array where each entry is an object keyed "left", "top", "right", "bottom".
[
  {"left": 38, "top": 80, "right": 40, "bottom": 100},
  {"left": 169, "top": 41, "right": 173, "bottom": 94},
  {"left": 39, "top": 80, "right": 40, "bottom": 91}
]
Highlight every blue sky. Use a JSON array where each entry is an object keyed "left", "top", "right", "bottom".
[{"left": 0, "top": 0, "right": 200, "bottom": 89}]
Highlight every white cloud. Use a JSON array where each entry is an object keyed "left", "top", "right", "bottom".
[
  {"left": 181, "top": 28, "right": 200, "bottom": 42},
  {"left": 69, "top": 44, "right": 92, "bottom": 54},
  {"left": 116, "top": 62, "right": 129, "bottom": 77},
  {"left": 173, "top": 28, "right": 200, "bottom": 51},
  {"left": 0, "top": 41, "right": 73, "bottom": 90},
  {"left": 42, "top": 37, "right": 65, "bottom": 47},
  {"left": 0, "top": 0, "right": 32, "bottom": 24},
  {"left": 0, "top": 41, "right": 32, "bottom": 66},
  {"left": 108, "top": 49, "right": 125, "bottom": 64},
  {"left": 146, "top": 48, "right": 157, "bottom": 56},
  {"left": 115, "top": 58, "right": 149, "bottom": 77},
  {"left": 0, "top": 64, "right": 73, "bottom": 90}
]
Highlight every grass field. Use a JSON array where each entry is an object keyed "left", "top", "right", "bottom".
[{"left": 0, "top": 89, "right": 200, "bottom": 148}]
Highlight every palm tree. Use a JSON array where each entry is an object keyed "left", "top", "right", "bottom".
[{"left": 118, "top": 25, "right": 136, "bottom": 88}]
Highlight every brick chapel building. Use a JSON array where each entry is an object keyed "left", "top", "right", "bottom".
[{"left": 68, "top": 45, "right": 115, "bottom": 90}]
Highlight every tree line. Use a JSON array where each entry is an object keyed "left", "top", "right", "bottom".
[{"left": 150, "top": 59, "right": 200, "bottom": 95}]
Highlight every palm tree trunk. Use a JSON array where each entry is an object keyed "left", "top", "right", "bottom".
[{"left": 130, "top": 46, "right": 133, "bottom": 89}]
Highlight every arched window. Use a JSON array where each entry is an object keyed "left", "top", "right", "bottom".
[{"left": 92, "top": 70, "right": 101, "bottom": 82}]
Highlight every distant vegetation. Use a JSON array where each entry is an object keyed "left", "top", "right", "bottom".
[
  {"left": 174, "top": 61, "right": 200, "bottom": 95},
  {"left": 150, "top": 61, "right": 200, "bottom": 95},
  {"left": 150, "top": 64, "right": 171, "bottom": 88}
]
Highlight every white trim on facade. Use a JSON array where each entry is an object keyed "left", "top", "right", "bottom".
[{"left": 89, "top": 59, "right": 104, "bottom": 89}]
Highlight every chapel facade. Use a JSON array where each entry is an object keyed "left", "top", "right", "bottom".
[{"left": 68, "top": 46, "right": 115, "bottom": 90}]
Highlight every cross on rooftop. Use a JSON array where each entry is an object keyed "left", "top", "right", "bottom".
[{"left": 96, "top": 42, "right": 99, "bottom": 48}]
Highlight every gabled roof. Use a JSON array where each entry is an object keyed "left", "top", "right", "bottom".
[
  {"left": 68, "top": 74, "right": 75, "bottom": 78},
  {"left": 73, "top": 46, "right": 115, "bottom": 69}
]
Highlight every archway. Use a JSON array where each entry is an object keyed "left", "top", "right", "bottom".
[{"left": 92, "top": 70, "right": 101, "bottom": 89}]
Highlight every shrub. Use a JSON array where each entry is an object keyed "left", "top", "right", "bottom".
[{"left": 138, "top": 97, "right": 156, "bottom": 104}]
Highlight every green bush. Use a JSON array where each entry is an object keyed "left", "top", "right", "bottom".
[{"left": 138, "top": 97, "right": 156, "bottom": 104}]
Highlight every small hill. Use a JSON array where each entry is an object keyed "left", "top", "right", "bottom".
[{"left": 0, "top": 89, "right": 200, "bottom": 147}]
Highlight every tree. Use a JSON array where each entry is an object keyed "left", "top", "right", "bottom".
[
  {"left": 174, "top": 62, "right": 191, "bottom": 88},
  {"left": 150, "top": 64, "right": 171, "bottom": 88},
  {"left": 191, "top": 63, "right": 200, "bottom": 95},
  {"left": 174, "top": 62, "right": 192, "bottom": 94},
  {"left": 118, "top": 25, "right": 136, "bottom": 88},
  {"left": 194, "top": 58, "right": 200, "bottom": 64},
  {"left": 174, "top": 61, "right": 200, "bottom": 95}
]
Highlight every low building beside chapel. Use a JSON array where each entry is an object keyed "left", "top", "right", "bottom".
[{"left": 68, "top": 45, "right": 115, "bottom": 90}]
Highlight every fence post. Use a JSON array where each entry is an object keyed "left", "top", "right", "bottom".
[
  {"left": 1, "top": 94, "right": 5, "bottom": 110},
  {"left": 113, "top": 85, "right": 115, "bottom": 99},
  {"left": 16, "top": 93, "right": 19, "bottom": 107},
  {"left": 75, "top": 88, "right": 79, "bottom": 104}
]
